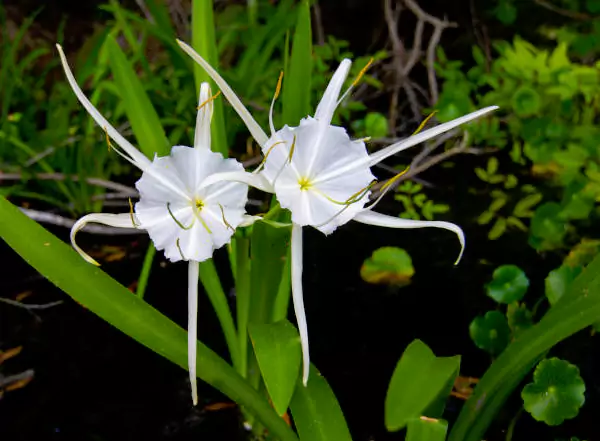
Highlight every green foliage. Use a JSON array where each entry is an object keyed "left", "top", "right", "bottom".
[
  {"left": 395, "top": 181, "right": 450, "bottom": 221},
  {"left": 385, "top": 340, "right": 460, "bottom": 432},
  {"left": 469, "top": 311, "right": 511, "bottom": 355},
  {"left": 522, "top": 358, "right": 586, "bottom": 426},
  {"left": 438, "top": 37, "right": 600, "bottom": 251},
  {"left": 486, "top": 264, "right": 530, "bottom": 304},
  {"left": 506, "top": 302, "right": 534, "bottom": 337},
  {"left": 360, "top": 246, "right": 414, "bottom": 286}
]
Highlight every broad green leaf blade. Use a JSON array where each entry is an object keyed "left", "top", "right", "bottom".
[
  {"left": 249, "top": 320, "right": 301, "bottom": 416},
  {"left": 0, "top": 196, "right": 298, "bottom": 441},
  {"left": 290, "top": 365, "right": 352, "bottom": 441},
  {"left": 449, "top": 253, "right": 600, "bottom": 441},
  {"left": 522, "top": 358, "right": 585, "bottom": 426},
  {"left": 281, "top": 0, "right": 312, "bottom": 126},
  {"left": 105, "top": 36, "right": 170, "bottom": 157},
  {"left": 385, "top": 340, "right": 460, "bottom": 432},
  {"left": 191, "top": 0, "right": 228, "bottom": 156},
  {"left": 405, "top": 417, "right": 448, "bottom": 441}
]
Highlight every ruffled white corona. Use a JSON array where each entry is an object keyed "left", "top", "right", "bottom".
[
  {"left": 177, "top": 39, "right": 498, "bottom": 386},
  {"left": 57, "top": 44, "right": 248, "bottom": 406}
]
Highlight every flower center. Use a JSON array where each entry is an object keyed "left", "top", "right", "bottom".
[
  {"left": 195, "top": 199, "right": 204, "bottom": 211},
  {"left": 298, "top": 177, "right": 312, "bottom": 191}
]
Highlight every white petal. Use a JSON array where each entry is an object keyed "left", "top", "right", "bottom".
[
  {"left": 314, "top": 59, "right": 352, "bottom": 125},
  {"left": 353, "top": 210, "right": 465, "bottom": 264},
  {"left": 367, "top": 106, "right": 499, "bottom": 167},
  {"left": 177, "top": 39, "right": 269, "bottom": 147},
  {"left": 188, "top": 260, "right": 199, "bottom": 406},
  {"left": 315, "top": 106, "right": 499, "bottom": 184},
  {"left": 56, "top": 44, "right": 152, "bottom": 171},
  {"left": 135, "top": 148, "right": 193, "bottom": 202},
  {"left": 197, "top": 170, "right": 273, "bottom": 193},
  {"left": 239, "top": 214, "right": 262, "bottom": 227},
  {"left": 194, "top": 82, "right": 213, "bottom": 150},
  {"left": 70, "top": 212, "right": 140, "bottom": 265},
  {"left": 291, "top": 224, "right": 310, "bottom": 385}
]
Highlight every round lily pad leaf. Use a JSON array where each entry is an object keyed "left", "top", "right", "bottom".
[
  {"left": 469, "top": 311, "right": 510, "bottom": 355},
  {"left": 361, "top": 247, "right": 414, "bottom": 286},
  {"left": 522, "top": 358, "right": 585, "bottom": 426},
  {"left": 486, "top": 265, "right": 530, "bottom": 304}
]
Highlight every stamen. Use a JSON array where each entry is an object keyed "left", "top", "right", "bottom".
[
  {"left": 253, "top": 140, "right": 286, "bottom": 174},
  {"left": 128, "top": 198, "right": 139, "bottom": 227},
  {"left": 104, "top": 127, "right": 113, "bottom": 152},
  {"left": 313, "top": 180, "right": 377, "bottom": 206},
  {"left": 337, "top": 58, "right": 374, "bottom": 106},
  {"left": 197, "top": 90, "right": 222, "bottom": 111},
  {"left": 287, "top": 134, "right": 297, "bottom": 164},
  {"left": 269, "top": 71, "right": 284, "bottom": 135},
  {"left": 192, "top": 199, "right": 213, "bottom": 234},
  {"left": 352, "top": 57, "right": 374, "bottom": 87},
  {"left": 176, "top": 238, "right": 186, "bottom": 260},
  {"left": 167, "top": 202, "right": 194, "bottom": 230},
  {"left": 412, "top": 111, "right": 438, "bottom": 136},
  {"left": 218, "top": 204, "right": 234, "bottom": 231},
  {"left": 365, "top": 166, "right": 410, "bottom": 211}
]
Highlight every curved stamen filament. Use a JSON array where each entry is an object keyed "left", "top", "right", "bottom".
[
  {"left": 337, "top": 57, "right": 374, "bottom": 106},
  {"left": 412, "top": 111, "right": 437, "bottom": 136},
  {"left": 167, "top": 202, "right": 194, "bottom": 230},
  {"left": 176, "top": 237, "right": 186, "bottom": 260},
  {"left": 312, "top": 179, "right": 377, "bottom": 206},
  {"left": 365, "top": 166, "right": 410, "bottom": 212},
  {"left": 128, "top": 198, "right": 140, "bottom": 227},
  {"left": 253, "top": 140, "right": 286, "bottom": 174},
  {"left": 218, "top": 204, "right": 234, "bottom": 231},
  {"left": 197, "top": 90, "right": 222, "bottom": 111},
  {"left": 269, "top": 71, "right": 284, "bottom": 135}
]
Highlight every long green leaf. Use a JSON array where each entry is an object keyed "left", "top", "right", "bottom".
[
  {"left": 249, "top": 320, "right": 301, "bottom": 416},
  {"left": 105, "top": 35, "right": 170, "bottom": 157},
  {"left": 449, "top": 253, "right": 600, "bottom": 441},
  {"left": 281, "top": 0, "right": 312, "bottom": 126},
  {"left": 191, "top": 0, "right": 228, "bottom": 156},
  {"left": 0, "top": 196, "right": 298, "bottom": 441},
  {"left": 290, "top": 365, "right": 353, "bottom": 441}
]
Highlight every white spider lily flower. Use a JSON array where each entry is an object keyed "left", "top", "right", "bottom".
[
  {"left": 177, "top": 39, "right": 498, "bottom": 385},
  {"left": 57, "top": 44, "right": 250, "bottom": 406}
]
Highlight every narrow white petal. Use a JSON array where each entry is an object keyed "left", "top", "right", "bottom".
[
  {"left": 314, "top": 106, "right": 499, "bottom": 185},
  {"left": 367, "top": 106, "right": 499, "bottom": 167},
  {"left": 177, "top": 39, "right": 269, "bottom": 147},
  {"left": 198, "top": 170, "right": 274, "bottom": 193},
  {"left": 354, "top": 210, "right": 465, "bottom": 264},
  {"left": 188, "top": 260, "right": 200, "bottom": 406},
  {"left": 314, "top": 59, "right": 352, "bottom": 125},
  {"left": 70, "top": 212, "right": 140, "bottom": 265},
  {"left": 194, "top": 82, "right": 213, "bottom": 150},
  {"left": 56, "top": 44, "right": 152, "bottom": 171},
  {"left": 291, "top": 224, "right": 310, "bottom": 385}
]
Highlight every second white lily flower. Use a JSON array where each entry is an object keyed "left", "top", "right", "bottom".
[{"left": 178, "top": 39, "right": 498, "bottom": 385}]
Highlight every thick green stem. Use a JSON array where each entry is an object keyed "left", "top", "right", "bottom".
[
  {"left": 198, "top": 259, "right": 241, "bottom": 371},
  {"left": 235, "top": 235, "right": 252, "bottom": 378}
]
